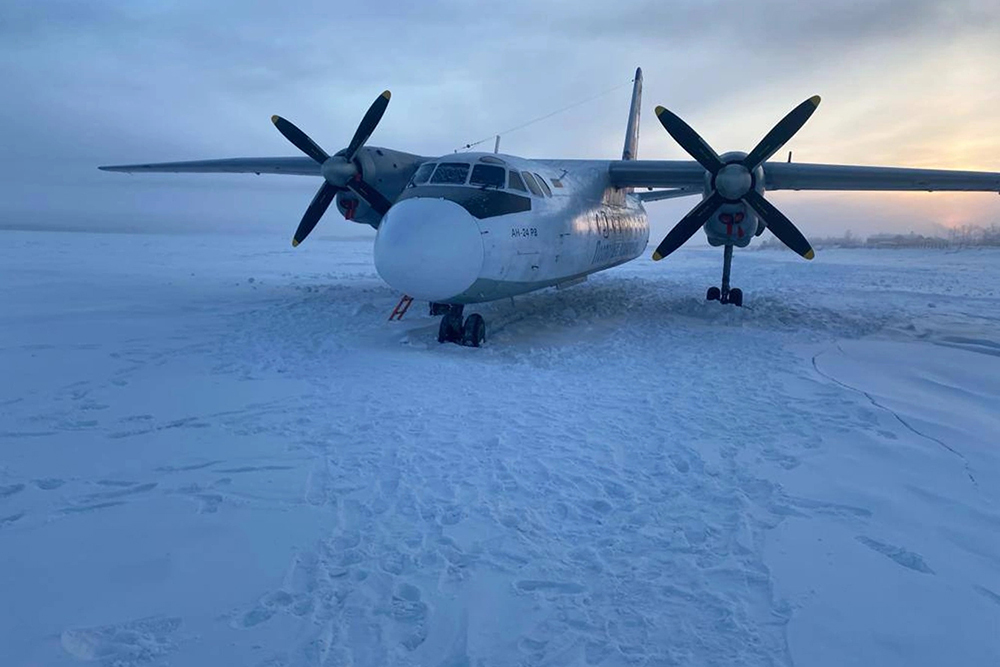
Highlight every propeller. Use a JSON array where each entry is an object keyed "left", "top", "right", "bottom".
[
  {"left": 651, "top": 96, "right": 821, "bottom": 261},
  {"left": 271, "top": 91, "right": 393, "bottom": 247}
]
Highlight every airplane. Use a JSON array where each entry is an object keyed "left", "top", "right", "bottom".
[{"left": 101, "top": 68, "right": 1000, "bottom": 347}]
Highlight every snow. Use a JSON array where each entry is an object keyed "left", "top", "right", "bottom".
[{"left": 1, "top": 230, "right": 999, "bottom": 667}]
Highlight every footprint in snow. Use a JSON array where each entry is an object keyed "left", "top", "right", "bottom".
[
  {"left": 515, "top": 580, "right": 587, "bottom": 594},
  {"left": 856, "top": 536, "right": 934, "bottom": 574},
  {"left": 86, "top": 482, "right": 157, "bottom": 501},
  {"left": 155, "top": 460, "right": 222, "bottom": 473},
  {"left": 974, "top": 585, "right": 1000, "bottom": 607},
  {"left": 60, "top": 501, "right": 126, "bottom": 515},
  {"left": 60, "top": 615, "right": 181, "bottom": 664},
  {"left": 0, "top": 483, "right": 25, "bottom": 498},
  {"left": 215, "top": 465, "right": 293, "bottom": 474}
]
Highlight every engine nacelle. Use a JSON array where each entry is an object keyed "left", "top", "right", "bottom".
[
  {"left": 335, "top": 191, "right": 380, "bottom": 227},
  {"left": 339, "top": 147, "right": 426, "bottom": 228},
  {"left": 704, "top": 203, "right": 761, "bottom": 247},
  {"left": 702, "top": 151, "right": 766, "bottom": 247}
]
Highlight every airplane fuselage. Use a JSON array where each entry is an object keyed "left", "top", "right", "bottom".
[{"left": 373, "top": 153, "right": 649, "bottom": 304}]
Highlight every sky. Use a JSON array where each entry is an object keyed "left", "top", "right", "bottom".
[{"left": 1, "top": 0, "right": 999, "bottom": 241}]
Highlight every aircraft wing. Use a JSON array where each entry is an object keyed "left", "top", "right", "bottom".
[
  {"left": 98, "top": 157, "right": 321, "bottom": 176},
  {"left": 609, "top": 160, "right": 1000, "bottom": 193},
  {"left": 608, "top": 161, "right": 706, "bottom": 188},
  {"left": 763, "top": 162, "right": 1000, "bottom": 192},
  {"left": 637, "top": 187, "right": 701, "bottom": 202}
]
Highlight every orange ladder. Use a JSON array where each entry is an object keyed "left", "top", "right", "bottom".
[{"left": 388, "top": 294, "right": 414, "bottom": 321}]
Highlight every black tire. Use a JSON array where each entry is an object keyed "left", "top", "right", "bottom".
[
  {"left": 429, "top": 302, "right": 450, "bottom": 317},
  {"left": 438, "top": 312, "right": 463, "bottom": 343},
  {"left": 729, "top": 288, "right": 743, "bottom": 307},
  {"left": 462, "top": 313, "right": 486, "bottom": 348},
  {"left": 707, "top": 286, "right": 721, "bottom": 301}
]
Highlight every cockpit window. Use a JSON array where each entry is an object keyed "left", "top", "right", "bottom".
[
  {"left": 508, "top": 171, "right": 528, "bottom": 192},
  {"left": 469, "top": 164, "right": 506, "bottom": 189},
  {"left": 410, "top": 162, "right": 435, "bottom": 186},
  {"left": 533, "top": 173, "right": 552, "bottom": 197},
  {"left": 429, "top": 162, "right": 470, "bottom": 185},
  {"left": 521, "top": 171, "right": 544, "bottom": 197}
]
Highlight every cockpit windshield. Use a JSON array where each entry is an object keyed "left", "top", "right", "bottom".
[
  {"left": 410, "top": 162, "right": 435, "bottom": 186},
  {"left": 407, "top": 159, "right": 552, "bottom": 198},
  {"left": 429, "top": 163, "right": 470, "bottom": 185},
  {"left": 469, "top": 164, "right": 505, "bottom": 189}
]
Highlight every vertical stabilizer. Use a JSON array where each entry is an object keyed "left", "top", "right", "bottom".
[{"left": 622, "top": 67, "right": 642, "bottom": 160}]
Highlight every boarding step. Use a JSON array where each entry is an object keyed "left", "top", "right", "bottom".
[{"left": 388, "top": 294, "right": 414, "bottom": 321}]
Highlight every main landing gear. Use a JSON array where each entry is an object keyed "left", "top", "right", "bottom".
[
  {"left": 707, "top": 244, "right": 743, "bottom": 307},
  {"left": 437, "top": 304, "right": 486, "bottom": 347}
]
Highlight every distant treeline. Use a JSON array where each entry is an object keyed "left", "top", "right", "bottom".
[{"left": 755, "top": 223, "right": 1000, "bottom": 250}]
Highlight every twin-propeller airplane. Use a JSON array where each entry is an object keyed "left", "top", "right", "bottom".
[{"left": 102, "top": 68, "right": 1000, "bottom": 346}]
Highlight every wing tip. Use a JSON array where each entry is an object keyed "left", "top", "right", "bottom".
[
  {"left": 652, "top": 250, "right": 663, "bottom": 261},
  {"left": 804, "top": 248, "right": 815, "bottom": 260}
]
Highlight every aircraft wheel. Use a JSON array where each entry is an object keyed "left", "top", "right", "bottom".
[
  {"left": 462, "top": 314, "right": 486, "bottom": 348},
  {"left": 438, "top": 311, "right": 463, "bottom": 343},
  {"left": 729, "top": 288, "right": 743, "bottom": 307},
  {"left": 429, "top": 302, "right": 451, "bottom": 317},
  {"left": 707, "top": 286, "right": 721, "bottom": 301}
]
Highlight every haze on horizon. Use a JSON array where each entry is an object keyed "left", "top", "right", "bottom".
[{"left": 1, "top": 0, "right": 998, "bottom": 241}]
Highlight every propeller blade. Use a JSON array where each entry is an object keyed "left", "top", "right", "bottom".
[
  {"left": 654, "top": 105, "right": 724, "bottom": 175},
  {"left": 347, "top": 177, "right": 393, "bottom": 216},
  {"left": 292, "top": 182, "right": 339, "bottom": 247},
  {"left": 742, "top": 95, "right": 821, "bottom": 170},
  {"left": 742, "top": 189, "right": 814, "bottom": 259},
  {"left": 652, "top": 192, "right": 725, "bottom": 261},
  {"left": 345, "top": 90, "right": 391, "bottom": 161},
  {"left": 271, "top": 115, "right": 330, "bottom": 165}
]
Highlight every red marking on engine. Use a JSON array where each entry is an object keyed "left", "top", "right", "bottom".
[{"left": 343, "top": 199, "right": 358, "bottom": 220}]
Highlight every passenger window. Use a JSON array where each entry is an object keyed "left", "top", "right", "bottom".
[
  {"left": 533, "top": 173, "right": 552, "bottom": 197},
  {"left": 521, "top": 171, "right": 543, "bottom": 197},
  {"left": 430, "top": 162, "right": 470, "bottom": 184},
  {"left": 410, "top": 162, "right": 435, "bottom": 187},
  {"left": 508, "top": 171, "right": 528, "bottom": 192},
  {"left": 469, "top": 164, "right": 506, "bottom": 189}
]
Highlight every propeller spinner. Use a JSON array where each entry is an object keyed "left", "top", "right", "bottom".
[
  {"left": 651, "top": 96, "right": 821, "bottom": 261},
  {"left": 272, "top": 91, "right": 394, "bottom": 247}
]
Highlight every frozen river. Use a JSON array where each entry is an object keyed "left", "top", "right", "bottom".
[{"left": 2, "top": 230, "right": 998, "bottom": 666}]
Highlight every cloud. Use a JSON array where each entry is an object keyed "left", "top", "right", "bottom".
[{"left": 0, "top": 0, "right": 997, "bottom": 236}]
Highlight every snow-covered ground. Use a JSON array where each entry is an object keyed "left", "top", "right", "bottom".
[{"left": 2, "top": 230, "right": 998, "bottom": 667}]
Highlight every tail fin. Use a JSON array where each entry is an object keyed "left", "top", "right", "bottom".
[{"left": 622, "top": 67, "right": 642, "bottom": 161}]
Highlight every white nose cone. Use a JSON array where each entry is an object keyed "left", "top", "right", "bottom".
[{"left": 374, "top": 198, "right": 484, "bottom": 302}]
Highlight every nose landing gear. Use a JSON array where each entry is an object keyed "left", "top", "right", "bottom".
[
  {"left": 706, "top": 244, "right": 744, "bottom": 307},
  {"left": 437, "top": 305, "right": 486, "bottom": 347}
]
